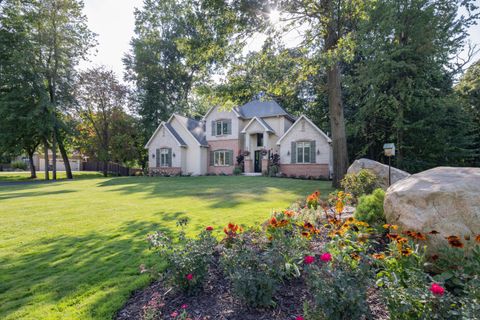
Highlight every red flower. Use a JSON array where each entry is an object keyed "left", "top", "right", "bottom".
[
  {"left": 304, "top": 255, "right": 315, "bottom": 264},
  {"left": 206, "top": 226, "right": 213, "bottom": 231},
  {"left": 171, "top": 311, "right": 179, "bottom": 318},
  {"left": 320, "top": 252, "right": 332, "bottom": 262},
  {"left": 296, "top": 316, "right": 305, "bottom": 320},
  {"left": 430, "top": 283, "right": 445, "bottom": 296},
  {"left": 186, "top": 273, "right": 193, "bottom": 281},
  {"left": 181, "top": 304, "right": 188, "bottom": 309}
]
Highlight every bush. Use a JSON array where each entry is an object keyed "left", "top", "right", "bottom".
[
  {"left": 233, "top": 166, "right": 242, "bottom": 175},
  {"left": 354, "top": 188, "right": 386, "bottom": 225},
  {"left": 148, "top": 220, "right": 216, "bottom": 294},
  {"left": 341, "top": 169, "right": 379, "bottom": 200},
  {"left": 11, "top": 160, "right": 27, "bottom": 170}
]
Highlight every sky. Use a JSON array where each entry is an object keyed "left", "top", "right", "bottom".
[{"left": 80, "top": 0, "right": 480, "bottom": 81}]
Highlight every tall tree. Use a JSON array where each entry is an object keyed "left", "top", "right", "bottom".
[
  {"left": 346, "top": 0, "right": 478, "bottom": 171},
  {"left": 74, "top": 67, "right": 128, "bottom": 177}
]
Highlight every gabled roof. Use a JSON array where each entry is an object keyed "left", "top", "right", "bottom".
[
  {"left": 171, "top": 114, "right": 208, "bottom": 147},
  {"left": 241, "top": 117, "right": 275, "bottom": 134},
  {"left": 237, "top": 99, "right": 296, "bottom": 121},
  {"left": 145, "top": 121, "right": 187, "bottom": 148},
  {"left": 202, "top": 105, "right": 241, "bottom": 120},
  {"left": 276, "top": 115, "right": 332, "bottom": 145}
]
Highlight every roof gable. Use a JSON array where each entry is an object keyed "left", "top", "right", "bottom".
[
  {"left": 241, "top": 117, "right": 275, "bottom": 134},
  {"left": 145, "top": 122, "right": 187, "bottom": 148},
  {"left": 276, "top": 115, "right": 331, "bottom": 145},
  {"left": 170, "top": 114, "right": 208, "bottom": 146}
]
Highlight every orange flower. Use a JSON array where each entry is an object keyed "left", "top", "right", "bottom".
[
  {"left": 301, "top": 231, "right": 311, "bottom": 238},
  {"left": 446, "top": 236, "right": 464, "bottom": 248},
  {"left": 401, "top": 248, "right": 413, "bottom": 256},
  {"left": 387, "top": 233, "right": 400, "bottom": 241},
  {"left": 350, "top": 253, "right": 361, "bottom": 261},
  {"left": 335, "top": 200, "right": 344, "bottom": 214},
  {"left": 429, "top": 230, "right": 440, "bottom": 235},
  {"left": 372, "top": 253, "right": 385, "bottom": 260},
  {"left": 284, "top": 210, "right": 295, "bottom": 217},
  {"left": 476, "top": 235, "right": 480, "bottom": 243},
  {"left": 269, "top": 217, "right": 278, "bottom": 226},
  {"left": 383, "top": 224, "right": 398, "bottom": 230}
]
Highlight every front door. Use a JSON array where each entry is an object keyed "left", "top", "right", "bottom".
[{"left": 254, "top": 150, "right": 262, "bottom": 173}]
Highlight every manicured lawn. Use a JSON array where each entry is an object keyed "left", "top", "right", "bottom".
[
  {"left": 0, "top": 175, "right": 333, "bottom": 320},
  {"left": 0, "top": 171, "right": 103, "bottom": 182}
]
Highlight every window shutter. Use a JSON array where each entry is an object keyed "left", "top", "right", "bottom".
[
  {"left": 291, "top": 142, "right": 296, "bottom": 164},
  {"left": 227, "top": 119, "right": 232, "bottom": 134},
  {"left": 156, "top": 149, "right": 160, "bottom": 167},
  {"left": 211, "top": 121, "right": 216, "bottom": 136},
  {"left": 226, "top": 150, "right": 233, "bottom": 165},
  {"left": 310, "top": 141, "right": 316, "bottom": 163},
  {"left": 210, "top": 151, "right": 214, "bottom": 166},
  {"left": 167, "top": 148, "right": 172, "bottom": 167}
]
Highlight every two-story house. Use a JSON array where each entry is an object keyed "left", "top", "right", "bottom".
[{"left": 145, "top": 99, "right": 333, "bottom": 178}]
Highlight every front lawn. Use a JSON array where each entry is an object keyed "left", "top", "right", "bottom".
[
  {"left": 0, "top": 171, "right": 103, "bottom": 182},
  {"left": 0, "top": 176, "right": 333, "bottom": 320}
]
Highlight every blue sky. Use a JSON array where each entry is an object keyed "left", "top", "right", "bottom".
[{"left": 80, "top": 0, "right": 480, "bottom": 81}]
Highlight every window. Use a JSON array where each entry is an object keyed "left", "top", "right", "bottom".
[
  {"left": 160, "top": 148, "right": 170, "bottom": 167},
  {"left": 213, "top": 150, "right": 232, "bottom": 166},
  {"left": 214, "top": 120, "right": 231, "bottom": 136},
  {"left": 296, "top": 141, "right": 311, "bottom": 163},
  {"left": 257, "top": 133, "right": 263, "bottom": 147}
]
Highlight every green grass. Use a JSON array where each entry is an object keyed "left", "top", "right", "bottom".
[
  {"left": 0, "top": 171, "right": 103, "bottom": 182},
  {"left": 0, "top": 175, "right": 333, "bottom": 320}
]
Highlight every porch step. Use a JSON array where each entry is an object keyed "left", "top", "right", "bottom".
[{"left": 242, "top": 173, "right": 263, "bottom": 176}]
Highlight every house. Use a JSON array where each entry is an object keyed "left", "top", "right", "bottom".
[
  {"left": 145, "top": 99, "right": 332, "bottom": 178},
  {"left": 15, "top": 151, "right": 83, "bottom": 171}
]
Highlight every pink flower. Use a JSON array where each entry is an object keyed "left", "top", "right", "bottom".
[
  {"left": 206, "top": 226, "right": 213, "bottom": 231},
  {"left": 171, "top": 311, "right": 179, "bottom": 318},
  {"left": 181, "top": 304, "right": 188, "bottom": 309},
  {"left": 296, "top": 316, "right": 305, "bottom": 320},
  {"left": 320, "top": 252, "right": 332, "bottom": 262},
  {"left": 186, "top": 273, "right": 193, "bottom": 280},
  {"left": 304, "top": 255, "right": 315, "bottom": 264},
  {"left": 430, "top": 283, "right": 445, "bottom": 296}
]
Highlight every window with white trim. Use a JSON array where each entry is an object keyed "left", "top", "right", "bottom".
[
  {"left": 296, "top": 141, "right": 311, "bottom": 163},
  {"left": 214, "top": 150, "right": 231, "bottom": 166},
  {"left": 160, "top": 148, "right": 170, "bottom": 167}
]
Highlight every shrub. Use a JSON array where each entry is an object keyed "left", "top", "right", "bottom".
[
  {"left": 268, "top": 164, "right": 279, "bottom": 177},
  {"left": 304, "top": 258, "right": 372, "bottom": 320},
  {"left": 341, "top": 169, "right": 379, "bottom": 200},
  {"left": 11, "top": 160, "right": 27, "bottom": 170},
  {"left": 147, "top": 220, "right": 216, "bottom": 294},
  {"left": 354, "top": 188, "right": 386, "bottom": 225},
  {"left": 233, "top": 166, "right": 242, "bottom": 175},
  {"left": 221, "top": 233, "right": 278, "bottom": 307}
]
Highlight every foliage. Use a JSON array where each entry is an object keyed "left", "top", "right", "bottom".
[
  {"left": 340, "top": 169, "right": 379, "bottom": 200},
  {"left": 10, "top": 161, "right": 27, "bottom": 171},
  {"left": 233, "top": 166, "right": 242, "bottom": 175},
  {"left": 148, "top": 219, "right": 216, "bottom": 294},
  {"left": 354, "top": 188, "right": 386, "bottom": 225}
]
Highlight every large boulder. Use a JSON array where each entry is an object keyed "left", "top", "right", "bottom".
[
  {"left": 347, "top": 158, "right": 410, "bottom": 189},
  {"left": 384, "top": 167, "right": 480, "bottom": 254}
]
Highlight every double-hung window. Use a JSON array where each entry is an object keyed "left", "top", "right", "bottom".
[
  {"left": 296, "top": 142, "right": 311, "bottom": 163},
  {"left": 160, "top": 148, "right": 170, "bottom": 167},
  {"left": 214, "top": 120, "right": 231, "bottom": 136}
]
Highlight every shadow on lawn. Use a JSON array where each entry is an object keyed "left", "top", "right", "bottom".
[
  {"left": 0, "top": 220, "right": 171, "bottom": 320},
  {"left": 95, "top": 176, "right": 324, "bottom": 209},
  {"left": 0, "top": 189, "right": 76, "bottom": 201}
]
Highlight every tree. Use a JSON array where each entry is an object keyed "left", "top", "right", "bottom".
[
  {"left": 74, "top": 67, "right": 128, "bottom": 177},
  {"left": 345, "top": 0, "right": 479, "bottom": 172}
]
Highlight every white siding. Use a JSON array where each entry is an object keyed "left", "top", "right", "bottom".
[
  {"left": 278, "top": 118, "right": 331, "bottom": 165},
  {"left": 147, "top": 125, "right": 182, "bottom": 169}
]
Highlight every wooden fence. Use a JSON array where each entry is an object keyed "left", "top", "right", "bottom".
[{"left": 81, "top": 161, "right": 142, "bottom": 176}]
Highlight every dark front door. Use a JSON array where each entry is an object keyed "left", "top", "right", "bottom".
[{"left": 254, "top": 150, "right": 262, "bottom": 173}]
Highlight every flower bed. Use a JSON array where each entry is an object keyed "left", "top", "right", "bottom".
[{"left": 117, "top": 191, "right": 480, "bottom": 320}]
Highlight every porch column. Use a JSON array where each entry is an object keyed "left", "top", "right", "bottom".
[
  {"left": 245, "top": 133, "right": 251, "bottom": 153},
  {"left": 263, "top": 132, "right": 269, "bottom": 151}
]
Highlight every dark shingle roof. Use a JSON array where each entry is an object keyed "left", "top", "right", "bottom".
[
  {"left": 174, "top": 115, "right": 208, "bottom": 146},
  {"left": 164, "top": 123, "right": 187, "bottom": 146},
  {"left": 236, "top": 100, "right": 295, "bottom": 121}
]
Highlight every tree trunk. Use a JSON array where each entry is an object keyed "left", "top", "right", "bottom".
[
  {"left": 43, "top": 141, "right": 49, "bottom": 180},
  {"left": 103, "top": 160, "right": 108, "bottom": 177},
  {"left": 327, "top": 63, "right": 349, "bottom": 188},
  {"left": 52, "top": 129, "right": 57, "bottom": 180},
  {"left": 28, "top": 150, "right": 37, "bottom": 179},
  {"left": 57, "top": 127, "right": 73, "bottom": 179}
]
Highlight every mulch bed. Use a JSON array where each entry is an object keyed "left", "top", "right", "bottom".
[{"left": 116, "top": 236, "right": 390, "bottom": 320}]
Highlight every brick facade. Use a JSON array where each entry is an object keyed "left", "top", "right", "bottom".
[
  {"left": 208, "top": 139, "right": 241, "bottom": 175},
  {"left": 279, "top": 164, "right": 329, "bottom": 179}
]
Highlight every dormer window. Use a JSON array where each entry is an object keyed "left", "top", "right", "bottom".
[{"left": 212, "top": 119, "right": 232, "bottom": 136}]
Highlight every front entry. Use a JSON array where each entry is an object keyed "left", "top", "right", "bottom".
[{"left": 254, "top": 150, "right": 262, "bottom": 173}]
